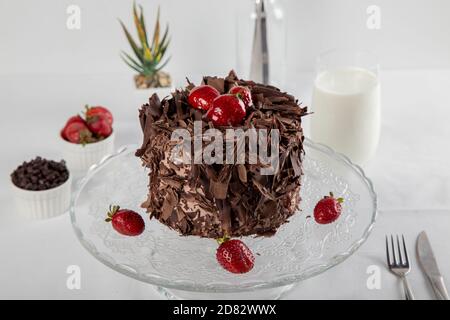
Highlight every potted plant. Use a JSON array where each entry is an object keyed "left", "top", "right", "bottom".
[{"left": 119, "top": 3, "right": 172, "bottom": 90}]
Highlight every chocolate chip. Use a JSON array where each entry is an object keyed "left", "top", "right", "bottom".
[{"left": 11, "top": 157, "right": 69, "bottom": 191}]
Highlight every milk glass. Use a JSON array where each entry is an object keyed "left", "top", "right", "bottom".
[{"left": 311, "top": 50, "right": 380, "bottom": 166}]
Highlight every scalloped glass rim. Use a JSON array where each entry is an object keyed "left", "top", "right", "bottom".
[{"left": 70, "top": 138, "right": 378, "bottom": 293}]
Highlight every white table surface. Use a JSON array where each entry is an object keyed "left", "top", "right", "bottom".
[{"left": 1, "top": 69, "right": 449, "bottom": 299}]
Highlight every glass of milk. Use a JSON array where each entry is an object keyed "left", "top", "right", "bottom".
[{"left": 311, "top": 50, "right": 380, "bottom": 166}]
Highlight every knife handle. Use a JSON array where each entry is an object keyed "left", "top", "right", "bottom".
[{"left": 432, "top": 277, "right": 449, "bottom": 300}]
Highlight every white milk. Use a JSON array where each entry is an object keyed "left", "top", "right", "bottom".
[{"left": 311, "top": 67, "right": 380, "bottom": 165}]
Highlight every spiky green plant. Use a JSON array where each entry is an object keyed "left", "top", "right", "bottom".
[{"left": 119, "top": 3, "right": 170, "bottom": 78}]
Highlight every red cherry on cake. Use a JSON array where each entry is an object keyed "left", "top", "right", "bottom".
[
  {"left": 62, "top": 121, "right": 92, "bottom": 144},
  {"left": 206, "top": 94, "right": 246, "bottom": 126},
  {"left": 313, "top": 192, "right": 344, "bottom": 224},
  {"left": 216, "top": 238, "right": 255, "bottom": 274},
  {"left": 105, "top": 205, "right": 145, "bottom": 236},
  {"left": 86, "top": 106, "right": 113, "bottom": 126},
  {"left": 229, "top": 86, "right": 252, "bottom": 108},
  {"left": 188, "top": 85, "right": 220, "bottom": 111}
]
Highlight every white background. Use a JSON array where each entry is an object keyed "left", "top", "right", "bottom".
[
  {"left": 1, "top": 0, "right": 450, "bottom": 77},
  {"left": 1, "top": 0, "right": 450, "bottom": 300}
]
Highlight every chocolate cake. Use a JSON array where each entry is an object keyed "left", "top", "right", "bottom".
[{"left": 136, "top": 71, "right": 308, "bottom": 238}]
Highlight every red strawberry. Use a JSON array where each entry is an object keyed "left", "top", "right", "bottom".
[
  {"left": 62, "top": 121, "right": 93, "bottom": 144},
  {"left": 85, "top": 106, "right": 113, "bottom": 138},
  {"left": 188, "top": 85, "right": 220, "bottom": 111},
  {"left": 66, "top": 115, "right": 85, "bottom": 126},
  {"left": 86, "top": 106, "right": 113, "bottom": 126},
  {"left": 61, "top": 115, "right": 86, "bottom": 140},
  {"left": 229, "top": 86, "right": 252, "bottom": 108},
  {"left": 313, "top": 192, "right": 344, "bottom": 224},
  {"left": 206, "top": 94, "right": 246, "bottom": 126},
  {"left": 216, "top": 238, "right": 255, "bottom": 274},
  {"left": 87, "top": 117, "right": 112, "bottom": 138},
  {"left": 105, "top": 205, "right": 145, "bottom": 236}
]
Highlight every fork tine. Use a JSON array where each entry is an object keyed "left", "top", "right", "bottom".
[
  {"left": 385, "top": 236, "right": 391, "bottom": 266},
  {"left": 390, "top": 235, "right": 397, "bottom": 265},
  {"left": 402, "top": 235, "right": 409, "bottom": 267},
  {"left": 396, "top": 235, "right": 403, "bottom": 265}
]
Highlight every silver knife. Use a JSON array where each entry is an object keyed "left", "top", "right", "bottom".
[{"left": 417, "top": 231, "right": 449, "bottom": 300}]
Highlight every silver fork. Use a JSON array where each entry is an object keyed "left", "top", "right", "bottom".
[{"left": 385, "top": 235, "right": 415, "bottom": 300}]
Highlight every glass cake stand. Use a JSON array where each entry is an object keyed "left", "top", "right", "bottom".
[{"left": 70, "top": 139, "right": 377, "bottom": 299}]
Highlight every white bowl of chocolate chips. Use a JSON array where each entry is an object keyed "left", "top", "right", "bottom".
[{"left": 10, "top": 157, "right": 72, "bottom": 220}]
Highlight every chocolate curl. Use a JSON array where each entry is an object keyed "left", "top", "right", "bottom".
[
  {"left": 216, "top": 199, "right": 232, "bottom": 235},
  {"left": 236, "top": 165, "right": 247, "bottom": 183},
  {"left": 148, "top": 94, "right": 162, "bottom": 116},
  {"left": 210, "top": 166, "right": 233, "bottom": 200},
  {"left": 160, "top": 189, "right": 179, "bottom": 221},
  {"left": 290, "top": 151, "right": 303, "bottom": 177},
  {"left": 203, "top": 76, "right": 225, "bottom": 93}
]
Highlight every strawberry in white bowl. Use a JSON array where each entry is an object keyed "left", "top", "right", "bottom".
[{"left": 60, "top": 105, "right": 115, "bottom": 174}]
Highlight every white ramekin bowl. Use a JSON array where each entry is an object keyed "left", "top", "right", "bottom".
[
  {"left": 61, "top": 132, "right": 115, "bottom": 174},
  {"left": 11, "top": 175, "right": 72, "bottom": 220}
]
